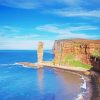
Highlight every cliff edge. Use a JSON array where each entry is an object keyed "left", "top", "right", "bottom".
[{"left": 53, "top": 38, "right": 100, "bottom": 72}]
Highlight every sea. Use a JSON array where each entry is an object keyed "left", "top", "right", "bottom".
[{"left": 0, "top": 50, "right": 88, "bottom": 100}]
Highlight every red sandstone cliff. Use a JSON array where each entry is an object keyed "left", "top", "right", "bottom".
[{"left": 53, "top": 38, "right": 100, "bottom": 72}]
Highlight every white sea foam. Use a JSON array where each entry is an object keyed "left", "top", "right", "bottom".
[
  {"left": 14, "top": 63, "right": 29, "bottom": 68},
  {"left": 0, "top": 63, "right": 20, "bottom": 66},
  {"left": 0, "top": 63, "right": 36, "bottom": 69},
  {"left": 0, "top": 63, "right": 24, "bottom": 67},
  {"left": 14, "top": 62, "right": 22, "bottom": 65},
  {"left": 81, "top": 76, "right": 87, "bottom": 90},
  {"left": 17, "top": 63, "right": 37, "bottom": 69},
  {"left": 75, "top": 94, "right": 84, "bottom": 100},
  {"left": 13, "top": 63, "right": 28, "bottom": 67},
  {"left": 75, "top": 75, "right": 88, "bottom": 100},
  {"left": 22, "top": 65, "right": 28, "bottom": 68},
  {"left": 22, "top": 65, "right": 37, "bottom": 69}
]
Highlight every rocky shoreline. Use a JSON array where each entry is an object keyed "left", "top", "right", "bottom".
[{"left": 90, "top": 71, "right": 100, "bottom": 100}]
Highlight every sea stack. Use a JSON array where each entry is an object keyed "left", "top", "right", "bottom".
[{"left": 38, "top": 42, "right": 43, "bottom": 66}]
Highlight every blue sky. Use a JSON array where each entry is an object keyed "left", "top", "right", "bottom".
[{"left": 0, "top": 0, "right": 100, "bottom": 50}]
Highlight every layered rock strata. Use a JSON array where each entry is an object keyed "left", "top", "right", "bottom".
[
  {"left": 38, "top": 42, "right": 44, "bottom": 65},
  {"left": 53, "top": 39, "right": 100, "bottom": 72}
]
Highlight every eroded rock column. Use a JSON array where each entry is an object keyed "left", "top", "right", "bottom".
[{"left": 38, "top": 42, "right": 43, "bottom": 66}]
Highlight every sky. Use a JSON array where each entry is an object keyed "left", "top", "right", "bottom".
[{"left": 0, "top": 0, "right": 100, "bottom": 50}]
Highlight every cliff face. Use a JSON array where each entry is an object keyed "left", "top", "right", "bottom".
[{"left": 53, "top": 39, "right": 100, "bottom": 72}]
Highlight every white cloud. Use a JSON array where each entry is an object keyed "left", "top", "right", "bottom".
[
  {"left": 0, "top": 38, "right": 54, "bottom": 50},
  {"left": 14, "top": 34, "right": 40, "bottom": 39},
  {"left": 0, "top": 25, "right": 41, "bottom": 39},
  {"left": 0, "top": 25, "right": 20, "bottom": 35},
  {"left": 36, "top": 24, "right": 60, "bottom": 33},
  {"left": 0, "top": 0, "right": 40, "bottom": 9},
  {"left": 57, "top": 33, "right": 91, "bottom": 39},
  {"left": 0, "top": 26, "right": 54, "bottom": 49},
  {"left": 68, "top": 26, "right": 98, "bottom": 31},
  {"left": 0, "top": 40, "right": 34, "bottom": 50},
  {"left": 36, "top": 24, "right": 98, "bottom": 39},
  {"left": 58, "top": 0, "right": 82, "bottom": 7},
  {"left": 0, "top": 0, "right": 88, "bottom": 10},
  {"left": 0, "top": 0, "right": 100, "bottom": 19},
  {"left": 41, "top": 0, "right": 83, "bottom": 7},
  {"left": 36, "top": 24, "right": 98, "bottom": 32},
  {"left": 49, "top": 9, "right": 100, "bottom": 17},
  {"left": 3, "top": 25, "right": 19, "bottom": 33}
]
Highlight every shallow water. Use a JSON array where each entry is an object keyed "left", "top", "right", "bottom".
[{"left": 0, "top": 50, "right": 82, "bottom": 100}]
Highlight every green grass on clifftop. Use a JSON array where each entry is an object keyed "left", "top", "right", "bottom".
[{"left": 62, "top": 54, "right": 92, "bottom": 69}]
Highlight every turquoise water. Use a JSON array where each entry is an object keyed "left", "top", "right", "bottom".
[{"left": 0, "top": 50, "right": 81, "bottom": 100}]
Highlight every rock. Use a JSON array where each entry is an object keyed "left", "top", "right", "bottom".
[
  {"left": 38, "top": 42, "right": 43, "bottom": 66},
  {"left": 53, "top": 38, "right": 100, "bottom": 72},
  {"left": 84, "top": 71, "right": 91, "bottom": 75}
]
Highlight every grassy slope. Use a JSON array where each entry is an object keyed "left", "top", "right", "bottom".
[{"left": 62, "top": 54, "right": 92, "bottom": 69}]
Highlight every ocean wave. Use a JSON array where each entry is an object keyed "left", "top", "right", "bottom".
[
  {"left": 0, "top": 63, "right": 36, "bottom": 69},
  {"left": 75, "top": 75, "right": 89, "bottom": 100},
  {"left": 0, "top": 63, "right": 24, "bottom": 66},
  {"left": 21, "top": 65, "right": 37, "bottom": 69},
  {"left": 15, "top": 63, "right": 37, "bottom": 69},
  {"left": 15, "top": 63, "right": 29, "bottom": 67},
  {"left": 0, "top": 63, "right": 16, "bottom": 66}
]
